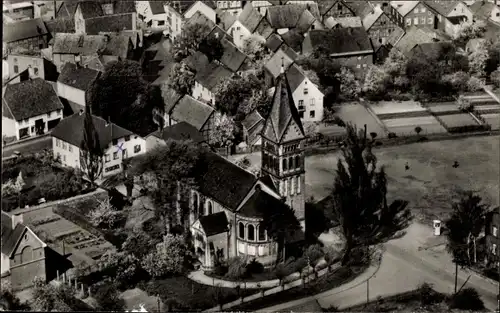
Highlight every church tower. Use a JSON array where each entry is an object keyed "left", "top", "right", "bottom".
[{"left": 260, "top": 60, "right": 307, "bottom": 231}]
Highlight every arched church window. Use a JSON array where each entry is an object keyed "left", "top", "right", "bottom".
[
  {"left": 289, "top": 156, "right": 294, "bottom": 169},
  {"left": 248, "top": 224, "right": 255, "bottom": 241},
  {"left": 258, "top": 225, "right": 266, "bottom": 241},
  {"left": 282, "top": 158, "right": 288, "bottom": 171},
  {"left": 295, "top": 155, "right": 300, "bottom": 169},
  {"left": 239, "top": 222, "right": 245, "bottom": 239}
]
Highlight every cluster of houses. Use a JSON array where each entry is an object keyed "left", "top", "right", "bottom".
[{"left": 2, "top": 0, "right": 500, "bottom": 287}]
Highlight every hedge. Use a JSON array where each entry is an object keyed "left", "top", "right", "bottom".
[{"left": 447, "top": 124, "right": 491, "bottom": 134}]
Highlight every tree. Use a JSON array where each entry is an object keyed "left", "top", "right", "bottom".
[
  {"left": 238, "top": 88, "right": 273, "bottom": 119},
  {"left": 167, "top": 63, "right": 195, "bottom": 96},
  {"left": 79, "top": 106, "right": 103, "bottom": 185},
  {"left": 445, "top": 191, "right": 489, "bottom": 267},
  {"left": 129, "top": 140, "right": 205, "bottom": 234},
  {"left": 457, "top": 96, "right": 474, "bottom": 112},
  {"left": 213, "top": 73, "right": 264, "bottom": 117},
  {"left": 467, "top": 76, "right": 484, "bottom": 92},
  {"left": 94, "top": 282, "right": 125, "bottom": 312},
  {"left": 449, "top": 288, "right": 485, "bottom": 310},
  {"left": 87, "top": 196, "right": 125, "bottom": 229},
  {"left": 329, "top": 123, "right": 412, "bottom": 265},
  {"left": 323, "top": 246, "right": 338, "bottom": 272},
  {"left": 0, "top": 290, "right": 30, "bottom": 311},
  {"left": 452, "top": 20, "right": 487, "bottom": 47},
  {"left": 414, "top": 126, "right": 422, "bottom": 136},
  {"left": 226, "top": 256, "right": 249, "bottom": 280},
  {"left": 486, "top": 36, "right": 500, "bottom": 75},
  {"left": 99, "top": 251, "right": 142, "bottom": 289},
  {"left": 304, "top": 244, "right": 323, "bottom": 277},
  {"left": 211, "top": 112, "right": 236, "bottom": 148},
  {"left": 274, "top": 263, "right": 288, "bottom": 286},
  {"left": 441, "top": 71, "right": 469, "bottom": 92},
  {"left": 241, "top": 34, "right": 267, "bottom": 60},
  {"left": 173, "top": 23, "right": 214, "bottom": 60},
  {"left": 336, "top": 67, "right": 361, "bottom": 100},
  {"left": 141, "top": 234, "right": 187, "bottom": 278},
  {"left": 198, "top": 36, "right": 224, "bottom": 62},
  {"left": 123, "top": 229, "right": 157, "bottom": 258},
  {"left": 31, "top": 278, "right": 74, "bottom": 312},
  {"left": 382, "top": 49, "right": 407, "bottom": 78},
  {"left": 363, "top": 65, "right": 391, "bottom": 98},
  {"left": 296, "top": 56, "right": 342, "bottom": 106},
  {"left": 468, "top": 40, "right": 491, "bottom": 77},
  {"left": 492, "top": 66, "right": 500, "bottom": 88}
]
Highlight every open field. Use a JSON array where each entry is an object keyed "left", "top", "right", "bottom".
[
  {"left": 439, "top": 113, "right": 479, "bottom": 128},
  {"left": 235, "top": 136, "right": 499, "bottom": 223},
  {"left": 382, "top": 116, "right": 447, "bottom": 135},
  {"left": 334, "top": 103, "right": 387, "bottom": 137},
  {"left": 426, "top": 102, "right": 460, "bottom": 114},
  {"left": 369, "top": 100, "right": 425, "bottom": 115}
]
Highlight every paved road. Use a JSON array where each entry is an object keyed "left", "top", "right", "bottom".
[{"left": 2, "top": 135, "right": 52, "bottom": 158}]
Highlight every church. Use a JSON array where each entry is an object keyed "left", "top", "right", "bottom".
[{"left": 188, "top": 66, "right": 307, "bottom": 269}]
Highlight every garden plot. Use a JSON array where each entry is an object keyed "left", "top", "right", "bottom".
[
  {"left": 438, "top": 113, "right": 479, "bottom": 128},
  {"left": 334, "top": 103, "right": 387, "bottom": 137},
  {"left": 426, "top": 102, "right": 460, "bottom": 114},
  {"left": 369, "top": 101, "right": 426, "bottom": 115},
  {"left": 475, "top": 104, "right": 500, "bottom": 114},
  {"left": 480, "top": 113, "right": 500, "bottom": 130},
  {"left": 383, "top": 116, "right": 447, "bottom": 135},
  {"left": 35, "top": 218, "right": 81, "bottom": 238}
]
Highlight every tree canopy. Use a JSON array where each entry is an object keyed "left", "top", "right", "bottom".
[
  {"left": 80, "top": 105, "right": 103, "bottom": 185},
  {"left": 167, "top": 62, "right": 195, "bottom": 95},
  {"left": 173, "top": 22, "right": 223, "bottom": 62}
]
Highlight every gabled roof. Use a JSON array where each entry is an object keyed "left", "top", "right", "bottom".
[
  {"left": 57, "top": 0, "right": 79, "bottom": 18},
  {"left": 423, "top": 0, "right": 461, "bottom": 17},
  {"left": 220, "top": 38, "right": 247, "bottom": 72},
  {"left": 195, "top": 62, "right": 233, "bottom": 91},
  {"left": 45, "top": 18, "right": 75, "bottom": 34},
  {"left": 266, "top": 5, "right": 306, "bottom": 29},
  {"left": 81, "top": 54, "right": 106, "bottom": 71},
  {"left": 52, "top": 33, "right": 107, "bottom": 55},
  {"left": 51, "top": 112, "right": 134, "bottom": 150},
  {"left": 390, "top": 1, "right": 419, "bottom": 17},
  {"left": 469, "top": 1, "right": 498, "bottom": 20},
  {"left": 101, "top": 34, "right": 131, "bottom": 59},
  {"left": 363, "top": 6, "right": 384, "bottom": 30},
  {"left": 295, "top": 9, "right": 316, "bottom": 34},
  {"left": 344, "top": 0, "right": 374, "bottom": 18},
  {"left": 3, "top": 18, "right": 48, "bottom": 43},
  {"left": 324, "top": 16, "right": 363, "bottom": 29},
  {"left": 149, "top": 1, "right": 166, "bottom": 15},
  {"left": 77, "top": 1, "right": 103, "bottom": 19},
  {"left": 171, "top": 95, "right": 215, "bottom": 131},
  {"left": 238, "top": 187, "right": 287, "bottom": 218},
  {"left": 196, "top": 151, "right": 257, "bottom": 211},
  {"left": 281, "top": 29, "right": 304, "bottom": 53},
  {"left": 239, "top": 2, "right": 264, "bottom": 33},
  {"left": 394, "top": 26, "right": 434, "bottom": 56},
  {"left": 199, "top": 212, "right": 229, "bottom": 236},
  {"left": 263, "top": 70, "right": 305, "bottom": 142},
  {"left": 57, "top": 63, "right": 100, "bottom": 91},
  {"left": 84, "top": 13, "right": 134, "bottom": 35},
  {"left": 281, "top": 44, "right": 299, "bottom": 60},
  {"left": 184, "top": 51, "right": 210, "bottom": 72},
  {"left": 410, "top": 41, "right": 456, "bottom": 59},
  {"left": 319, "top": 0, "right": 354, "bottom": 16},
  {"left": 255, "top": 16, "right": 274, "bottom": 38},
  {"left": 185, "top": 11, "right": 216, "bottom": 35},
  {"left": 242, "top": 110, "right": 264, "bottom": 131},
  {"left": 285, "top": 63, "right": 306, "bottom": 92},
  {"left": 265, "top": 48, "right": 294, "bottom": 79},
  {"left": 217, "top": 10, "right": 237, "bottom": 31},
  {"left": 148, "top": 121, "right": 205, "bottom": 144},
  {"left": 162, "top": 87, "right": 184, "bottom": 114},
  {"left": 1, "top": 211, "right": 27, "bottom": 257},
  {"left": 307, "top": 28, "right": 373, "bottom": 56},
  {"left": 3, "top": 78, "right": 63, "bottom": 121},
  {"left": 266, "top": 33, "right": 284, "bottom": 52}
]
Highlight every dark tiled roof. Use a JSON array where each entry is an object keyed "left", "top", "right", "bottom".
[
  {"left": 259, "top": 175, "right": 277, "bottom": 193},
  {"left": 1, "top": 212, "right": 27, "bottom": 257},
  {"left": 195, "top": 62, "right": 233, "bottom": 91},
  {"left": 81, "top": 54, "right": 106, "bottom": 71},
  {"left": 102, "top": 34, "right": 130, "bottom": 59},
  {"left": 344, "top": 0, "right": 374, "bottom": 18},
  {"left": 255, "top": 17, "right": 274, "bottom": 38},
  {"left": 469, "top": 1, "right": 497, "bottom": 20},
  {"left": 282, "top": 44, "right": 299, "bottom": 60},
  {"left": 84, "top": 13, "right": 134, "bottom": 35},
  {"left": 185, "top": 11, "right": 216, "bottom": 35},
  {"left": 78, "top": 1, "right": 103, "bottom": 18},
  {"left": 149, "top": 1, "right": 165, "bottom": 15},
  {"left": 307, "top": 27, "right": 373, "bottom": 55},
  {"left": 305, "top": 3, "right": 321, "bottom": 20},
  {"left": 217, "top": 10, "right": 237, "bottom": 31},
  {"left": 52, "top": 33, "right": 107, "bottom": 55},
  {"left": 220, "top": 38, "right": 247, "bottom": 72},
  {"left": 3, "top": 18, "right": 48, "bottom": 43},
  {"left": 58, "top": 63, "right": 100, "bottom": 91},
  {"left": 423, "top": 0, "right": 459, "bottom": 17},
  {"left": 319, "top": 0, "right": 336, "bottom": 16},
  {"left": 242, "top": 110, "right": 264, "bottom": 130},
  {"left": 394, "top": 27, "right": 434, "bottom": 56},
  {"left": 265, "top": 48, "right": 294, "bottom": 79},
  {"left": 263, "top": 72, "right": 305, "bottom": 142},
  {"left": 45, "top": 18, "right": 76, "bottom": 34},
  {"left": 281, "top": 29, "right": 304, "bottom": 53},
  {"left": 149, "top": 121, "right": 205, "bottom": 144},
  {"left": 266, "top": 5, "right": 306, "bottom": 29},
  {"left": 113, "top": 1, "right": 137, "bottom": 14},
  {"left": 239, "top": 2, "right": 263, "bottom": 33},
  {"left": 51, "top": 112, "right": 134, "bottom": 150},
  {"left": 4, "top": 78, "right": 63, "bottom": 121},
  {"left": 196, "top": 151, "right": 257, "bottom": 211},
  {"left": 199, "top": 212, "right": 229, "bottom": 236},
  {"left": 184, "top": 51, "right": 210, "bottom": 73},
  {"left": 171, "top": 95, "right": 214, "bottom": 130},
  {"left": 57, "top": 0, "right": 79, "bottom": 18},
  {"left": 410, "top": 41, "right": 455, "bottom": 59},
  {"left": 266, "top": 33, "right": 284, "bottom": 52},
  {"left": 295, "top": 9, "right": 315, "bottom": 34},
  {"left": 285, "top": 63, "right": 305, "bottom": 92},
  {"left": 238, "top": 188, "right": 287, "bottom": 218},
  {"left": 162, "top": 87, "right": 183, "bottom": 114}
]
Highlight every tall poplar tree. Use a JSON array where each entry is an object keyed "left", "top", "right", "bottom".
[{"left": 80, "top": 106, "right": 103, "bottom": 185}]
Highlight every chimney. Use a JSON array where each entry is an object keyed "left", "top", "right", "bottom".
[{"left": 12, "top": 213, "right": 24, "bottom": 229}]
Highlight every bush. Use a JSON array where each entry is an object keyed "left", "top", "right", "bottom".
[
  {"left": 94, "top": 282, "right": 125, "bottom": 312},
  {"left": 449, "top": 288, "right": 485, "bottom": 310},
  {"left": 447, "top": 124, "right": 491, "bottom": 133},
  {"left": 417, "top": 282, "right": 442, "bottom": 306},
  {"left": 212, "top": 263, "right": 229, "bottom": 277},
  {"left": 388, "top": 132, "right": 398, "bottom": 139},
  {"left": 246, "top": 258, "right": 264, "bottom": 275},
  {"left": 458, "top": 96, "right": 474, "bottom": 112},
  {"left": 374, "top": 141, "right": 383, "bottom": 146},
  {"left": 141, "top": 234, "right": 188, "bottom": 278},
  {"left": 467, "top": 76, "right": 484, "bottom": 92},
  {"left": 492, "top": 68, "right": 500, "bottom": 88},
  {"left": 226, "top": 256, "right": 249, "bottom": 280}
]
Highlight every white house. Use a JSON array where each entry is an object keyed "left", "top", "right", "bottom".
[
  {"left": 192, "top": 61, "right": 233, "bottom": 104},
  {"left": 56, "top": 63, "right": 100, "bottom": 113},
  {"left": 6, "top": 53, "right": 58, "bottom": 84},
  {"left": 136, "top": 1, "right": 168, "bottom": 29},
  {"left": 216, "top": 0, "right": 244, "bottom": 16},
  {"left": 2, "top": 78, "right": 63, "bottom": 140},
  {"left": 183, "top": 1, "right": 217, "bottom": 22},
  {"left": 51, "top": 111, "right": 146, "bottom": 178},
  {"left": 227, "top": 2, "right": 265, "bottom": 48},
  {"left": 164, "top": 3, "right": 184, "bottom": 41},
  {"left": 285, "top": 64, "right": 324, "bottom": 122}
]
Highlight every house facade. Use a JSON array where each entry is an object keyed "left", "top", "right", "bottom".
[
  {"left": 51, "top": 112, "right": 146, "bottom": 177},
  {"left": 184, "top": 1, "right": 217, "bottom": 22},
  {"left": 3, "top": 1, "right": 34, "bottom": 22},
  {"left": 56, "top": 63, "right": 100, "bottom": 112},
  {"left": 470, "top": 1, "right": 500, "bottom": 24},
  {"left": 1, "top": 212, "right": 48, "bottom": 291},
  {"left": 216, "top": 0, "right": 244, "bottom": 16},
  {"left": 6, "top": 54, "right": 58, "bottom": 84},
  {"left": 286, "top": 64, "right": 324, "bottom": 122},
  {"left": 485, "top": 211, "right": 499, "bottom": 266},
  {"left": 74, "top": 1, "right": 137, "bottom": 35},
  {"left": 3, "top": 18, "right": 49, "bottom": 55},
  {"left": 320, "top": 0, "right": 355, "bottom": 21}
]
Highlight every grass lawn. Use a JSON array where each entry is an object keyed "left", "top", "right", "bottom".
[
  {"left": 383, "top": 116, "right": 447, "bottom": 135},
  {"left": 369, "top": 101, "right": 425, "bottom": 115},
  {"left": 333, "top": 103, "right": 387, "bottom": 138},
  {"left": 439, "top": 113, "right": 479, "bottom": 128}
]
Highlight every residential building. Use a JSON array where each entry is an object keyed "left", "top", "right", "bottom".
[
  {"left": 393, "top": 26, "right": 436, "bottom": 56},
  {"left": 163, "top": 2, "right": 185, "bottom": 41},
  {"left": 285, "top": 63, "right": 324, "bottom": 121},
  {"left": 33, "top": 0, "right": 58, "bottom": 21},
  {"left": 389, "top": 1, "right": 439, "bottom": 29},
  {"left": 51, "top": 111, "right": 146, "bottom": 177},
  {"left": 6, "top": 53, "right": 58, "bottom": 84},
  {"left": 216, "top": 0, "right": 244, "bottom": 16},
  {"left": 168, "top": 95, "right": 216, "bottom": 144},
  {"left": 183, "top": 1, "right": 217, "bottom": 22},
  {"left": 135, "top": 1, "right": 168, "bottom": 29},
  {"left": 485, "top": 211, "right": 499, "bottom": 266},
  {"left": 242, "top": 109, "right": 265, "bottom": 148},
  {"left": 318, "top": 0, "right": 356, "bottom": 22},
  {"left": 470, "top": 1, "right": 500, "bottom": 24},
  {"left": 55, "top": 0, "right": 79, "bottom": 19},
  {"left": 56, "top": 63, "right": 100, "bottom": 113},
  {"left": 2, "top": 1, "right": 34, "bottom": 22},
  {"left": 344, "top": 0, "right": 376, "bottom": 18},
  {"left": 424, "top": 1, "right": 473, "bottom": 37},
  {"left": 251, "top": 1, "right": 279, "bottom": 15},
  {"left": 45, "top": 17, "right": 76, "bottom": 35},
  {"left": 302, "top": 27, "right": 374, "bottom": 77},
  {"left": 264, "top": 46, "right": 295, "bottom": 86},
  {"left": 265, "top": 4, "right": 323, "bottom": 36},
  {"left": 145, "top": 121, "right": 207, "bottom": 151},
  {"left": 192, "top": 61, "right": 233, "bottom": 104},
  {"left": 227, "top": 2, "right": 265, "bottom": 48},
  {"left": 3, "top": 18, "right": 49, "bottom": 55},
  {"left": 74, "top": 1, "right": 137, "bottom": 35},
  {"left": 265, "top": 33, "right": 285, "bottom": 52},
  {"left": 187, "top": 68, "right": 307, "bottom": 269},
  {"left": 2, "top": 78, "right": 63, "bottom": 140},
  {"left": 324, "top": 16, "right": 363, "bottom": 29},
  {"left": 1, "top": 212, "right": 48, "bottom": 291},
  {"left": 152, "top": 87, "right": 183, "bottom": 130}
]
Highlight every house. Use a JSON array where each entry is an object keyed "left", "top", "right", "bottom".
[
  {"left": 152, "top": 86, "right": 183, "bottom": 130},
  {"left": 216, "top": 0, "right": 244, "bottom": 16},
  {"left": 389, "top": 1, "right": 439, "bottom": 30},
  {"left": 485, "top": 211, "right": 499, "bottom": 266},
  {"left": 33, "top": 0, "right": 58, "bottom": 21},
  {"left": 6, "top": 52, "right": 58, "bottom": 84},
  {"left": 2, "top": 78, "right": 63, "bottom": 140},
  {"left": 424, "top": 1, "right": 474, "bottom": 36},
  {"left": 192, "top": 61, "right": 233, "bottom": 104},
  {"left": 2, "top": 1, "right": 34, "bottom": 22},
  {"left": 319, "top": 0, "right": 356, "bottom": 22},
  {"left": 302, "top": 27, "right": 374, "bottom": 77},
  {"left": 393, "top": 26, "right": 435, "bottom": 56},
  {"left": 265, "top": 4, "right": 323, "bottom": 36},
  {"left": 469, "top": 1, "right": 500, "bottom": 24},
  {"left": 187, "top": 68, "right": 307, "bottom": 269},
  {"left": 264, "top": 46, "right": 295, "bottom": 85},
  {"left": 74, "top": 1, "right": 137, "bottom": 35},
  {"left": 136, "top": 1, "right": 168, "bottom": 29},
  {"left": 1, "top": 211, "right": 48, "bottom": 291},
  {"left": 183, "top": 1, "right": 217, "bottom": 22},
  {"left": 251, "top": 1, "right": 279, "bottom": 15},
  {"left": 219, "top": 37, "right": 248, "bottom": 72},
  {"left": 344, "top": 0, "right": 375, "bottom": 18},
  {"left": 168, "top": 95, "right": 216, "bottom": 144},
  {"left": 51, "top": 111, "right": 146, "bottom": 177},
  {"left": 57, "top": 63, "right": 100, "bottom": 113},
  {"left": 242, "top": 109, "right": 265, "bottom": 148},
  {"left": 266, "top": 33, "right": 285, "bottom": 52},
  {"left": 324, "top": 16, "right": 363, "bottom": 29},
  {"left": 55, "top": 0, "right": 79, "bottom": 19},
  {"left": 162, "top": 2, "right": 185, "bottom": 41},
  {"left": 285, "top": 63, "right": 324, "bottom": 121},
  {"left": 145, "top": 121, "right": 207, "bottom": 151},
  {"left": 3, "top": 18, "right": 49, "bottom": 55},
  {"left": 227, "top": 2, "right": 265, "bottom": 48}
]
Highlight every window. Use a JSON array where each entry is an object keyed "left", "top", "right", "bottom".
[
  {"left": 34, "top": 67, "right": 39, "bottom": 75},
  {"left": 112, "top": 139, "right": 118, "bottom": 146},
  {"left": 105, "top": 164, "right": 120, "bottom": 172},
  {"left": 13, "top": 58, "right": 18, "bottom": 64},
  {"left": 236, "top": 26, "right": 241, "bottom": 30},
  {"left": 282, "top": 158, "right": 288, "bottom": 171},
  {"left": 497, "top": 12, "right": 500, "bottom": 17},
  {"left": 310, "top": 98, "right": 315, "bottom": 106},
  {"left": 494, "top": 226, "right": 498, "bottom": 237},
  {"left": 414, "top": 17, "right": 419, "bottom": 25},
  {"left": 193, "top": 192, "right": 199, "bottom": 213},
  {"left": 421, "top": 7, "right": 426, "bottom": 13},
  {"left": 62, "top": 142, "right": 67, "bottom": 150},
  {"left": 296, "top": 175, "right": 301, "bottom": 193},
  {"left": 56, "top": 139, "right": 60, "bottom": 147},
  {"left": 310, "top": 110, "right": 315, "bottom": 118},
  {"left": 158, "top": 20, "right": 165, "bottom": 26},
  {"left": 289, "top": 156, "right": 294, "bottom": 169},
  {"left": 68, "top": 145, "right": 72, "bottom": 152},
  {"left": 258, "top": 225, "right": 266, "bottom": 241},
  {"left": 240, "top": 35, "right": 243, "bottom": 40},
  {"left": 113, "top": 152, "right": 119, "bottom": 160},
  {"left": 134, "top": 145, "right": 141, "bottom": 153},
  {"left": 207, "top": 201, "right": 213, "bottom": 215},
  {"left": 247, "top": 225, "right": 255, "bottom": 241},
  {"left": 303, "top": 88, "right": 308, "bottom": 95},
  {"left": 298, "top": 100, "right": 304, "bottom": 106},
  {"left": 122, "top": 148, "right": 127, "bottom": 159},
  {"left": 125, "top": 135, "right": 130, "bottom": 141},
  {"left": 105, "top": 154, "right": 110, "bottom": 163},
  {"left": 420, "top": 17, "right": 425, "bottom": 24},
  {"left": 14, "top": 65, "right": 19, "bottom": 73},
  {"left": 290, "top": 178, "right": 295, "bottom": 196},
  {"left": 239, "top": 222, "right": 245, "bottom": 239},
  {"left": 357, "top": 56, "right": 362, "bottom": 60},
  {"left": 428, "top": 17, "right": 433, "bottom": 24}
]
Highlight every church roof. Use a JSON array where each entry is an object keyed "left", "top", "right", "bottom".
[
  {"left": 238, "top": 188, "right": 287, "bottom": 218},
  {"left": 199, "top": 212, "right": 229, "bottom": 236},
  {"left": 262, "top": 68, "right": 305, "bottom": 143}
]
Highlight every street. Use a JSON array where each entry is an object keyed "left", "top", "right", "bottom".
[{"left": 2, "top": 135, "right": 52, "bottom": 158}]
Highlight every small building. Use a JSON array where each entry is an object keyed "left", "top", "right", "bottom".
[
  {"left": 192, "top": 61, "right": 233, "bottom": 104},
  {"left": 393, "top": 26, "right": 435, "bottom": 57},
  {"left": 135, "top": 1, "right": 168, "bottom": 29},
  {"left": 424, "top": 0, "right": 473, "bottom": 36},
  {"left": 51, "top": 111, "right": 146, "bottom": 177},
  {"left": 319, "top": 0, "right": 356, "bottom": 22},
  {"left": 3, "top": 18, "right": 49, "bottom": 55},
  {"left": 242, "top": 109, "right": 265, "bottom": 148},
  {"left": 265, "top": 4, "right": 323, "bottom": 36},
  {"left": 1, "top": 212, "right": 48, "bottom": 291},
  {"left": 227, "top": 2, "right": 265, "bottom": 48},
  {"left": 215, "top": 0, "right": 244, "bottom": 16},
  {"left": 6, "top": 52, "right": 58, "bottom": 84},
  {"left": 285, "top": 63, "right": 324, "bottom": 121},
  {"left": 2, "top": 1, "right": 34, "bottom": 22},
  {"left": 469, "top": 1, "right": 500, "bottom": 24},
  {"left": 145, "top": 121, "right": 207, "bottom": 151},
  {"left": 56, "top": 63, "right": 100, "bottom": 113},
  {"left": 2, "top": 78, "right": 63, "bottom": 140},
  {"left": 485, "top": 211, "right": 499, "bottom": 266},
  {"left": 302, "top": 27, "right": 374, "bottom": 77},
  {"left": 74, "top": 1, "right": 137, "bottom": 35},
  {"left": 389, "top": 1, "right": 439, "bottom": 30}
]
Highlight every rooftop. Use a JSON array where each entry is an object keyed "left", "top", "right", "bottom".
[
  {"left": 242, "top": 110, "right": 264, "bottom": 131},
  {"left": 469, "top": 1, "right": 499, "bottom": 20},
  {"left": 265, "top": 48, "right": 294, "bottom": 79},
  {"left": 3, "top": 18, "right": 48, "bottom": 43},
  {"left": 239, "top": 2, "right": 264, "bottom": 33},
  {"left": 171, "top": 95, "right": 215, "bottom": 131},
  {"left": 52, "top": 33, "right": 107, "bottom": 55},
  {"left": 84, "top": 13, "right": 134, "bottom": 35},
  {"left": 394, "top": 26, "right": 435, "bottom": 56},
  {"left": 195, "top": 61, "right": 233, "bottom": 91},
  {"left": 199, "top": 212, "right": 229, "bottom": 236},
  {"left": 266, "top": 4, "right": 307, "bottom": 29},
  {"left": 390, "top": 0, "right": 419, "bottom": 17},
  {"left": 57, "top": 63, "right": 100, "bottom": 91},
  {"left": 306, "top": 27, "right": 373, "bottom": 56},
  {"left": 148, "top": 121, "right": 205, "bottom": 144},
  {"left": 1, "top": 211, "right": 28, "bottom": 257}
]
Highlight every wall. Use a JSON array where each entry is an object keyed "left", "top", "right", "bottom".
[
  {"left": 164, "top": 5, "right": 183, "bottom": 41},
  {"left": 1, "top": 254, "right": 10, "bottom": 275},
  {"left": 200, "top": 113, "right": 214, "bottom": 144},
  {"left": 368, "top": 12, "right": 401, "bottom": 46},
  {"left": 192, "top": 81, "right": 214, "bottom": 104},
  {"left": 323, "top": 0, "right": 355, "bottom": 20},
  {"left": 185, "top": 1, "right": 216, "bottom": 22},
  {"left": 216, "top": 1, "right": 243, "bottom": 16},
  {"left": 331, "top": 53, "right": 373, "bottom": 77},
  {"left": 291, "top": 77, "right": 324, "bottom": 122},
  {"left": 56, "top": 82, "right": 87, "bottom": 107},
  {"left": 486, "top": 212, "right": 500, "bottom": 264},
  {"left": 7, "top": 55, "right": 46, "bottom": 83},
  {"left": 74, "top": 4, "right": 86, "bottom": 34},
  {"left": 135, "top": 1, "right": 153, "bottom": 22},
  {"left": 404, "top": 2, "right": 437, "bottom": 29},
  {"left": 12, "top": 109, "right": 63, "bottom": 140},
  {"left": 53, "top": 137, "right": 81, "bottom": 169},
  {"left": 151, "top": 12, "right": 169, "bottom": 28},
  {"left": 228, "top": 20, "right": 252, "bottom": 49},
  {"left": 447, "top": 1, "right": 473, "bottom": 22},
  {"left": 389, "top": 4, "right": 405, "bottom": 28},
  {"left": 53, "top": 54, "right": 76, "bottom": 72},
  {"left": 2, "top": 117, "right": 17, "bottom": 138},
  {"left": 235, "top": 215, "right": 274, "bottom": 258},
  {"left": 10, "top": 229, "right": 46, "bottom": 290},
  {"left": 145, "top": 135, "right": 165, "bottom": 151}
]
